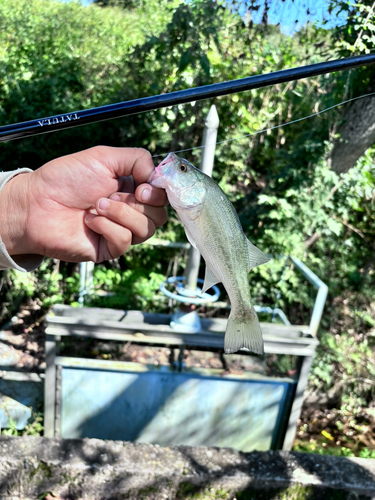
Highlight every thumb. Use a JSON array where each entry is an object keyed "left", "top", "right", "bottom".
[{"left": 88, "top": 146, "right": 155, "bottom": 184}]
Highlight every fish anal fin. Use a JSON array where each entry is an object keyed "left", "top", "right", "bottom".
[
  {"left": 202, "top": 266, "right": 220, "bottom": 294},
  {"left": 246, "top": 239, "right": 271, "bottom": 272}
]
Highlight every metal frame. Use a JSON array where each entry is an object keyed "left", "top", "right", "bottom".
[
  {"left": 44, "top": 256, "right": 327, "bottom": 445},
  {"left": 289, "top": 257, "right": 329, "bottom": 338},
  {"left": 280, "top": 256, "right": 329, "bottom": 448},
  {"left": 44, "top": 316, "right": 314, "bottom": 444},
  {"left": 44, "top": 256, "right": 327, "bottom": 447},
  {"left": 55, "top": 349, "right": 296, "bottom": 449},
  {"left": 44, "top": 335, "right": 58, "bottom": 437}
]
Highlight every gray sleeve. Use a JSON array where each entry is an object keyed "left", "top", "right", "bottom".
[{"left": 0, "top": 170, "right": 44, "bottom": 272}]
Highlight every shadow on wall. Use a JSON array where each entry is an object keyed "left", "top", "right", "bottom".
[
  {"left": 0, "top": 375, "right": 43, "bottom": 412},
  {"left": 1, "top": 436, "right": 375, "bottom": 499},
  {"left": 61, "top": 365, "right": 290, "bottom": 451}
]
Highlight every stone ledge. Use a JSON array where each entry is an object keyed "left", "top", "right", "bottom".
[{"left": 0, "top": 436, "right": 375, "bottom": 499}]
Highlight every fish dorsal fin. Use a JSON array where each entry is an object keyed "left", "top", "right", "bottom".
[
  {"left": 184, "top": 226, "right": 197, "bottom": 250},
  {"left": 246, "top": 239, "right": 270, "bottom": 271},
  {"left": 202, "top": 266, "right": 221, "bottom": 294}
]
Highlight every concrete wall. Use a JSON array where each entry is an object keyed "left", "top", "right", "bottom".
[{"left": 1, "top": 436, "right": 375, "bottom": 499}]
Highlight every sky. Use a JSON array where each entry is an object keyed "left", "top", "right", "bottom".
[
  {"left": 241, "top": 0, "right": 347, "bottom": 35},
  {"left": 60, "top": 0, "right": 347, "bottom": 36}
]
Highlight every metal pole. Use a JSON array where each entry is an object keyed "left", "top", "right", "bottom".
[
  {"left": 282, "top": 354, "right": 314, "bottom": 450},
  {"left": 185, "top": 105, "right": 219, "bottom": 292},
  {"left": 78, "top": 261, "right": 95, "bottom": 306},
  {"left": 0, "top": 55, "right": 374, "bottom": 142},
  {"left": 44, "top": 334, "right": 57, "bottom": 437},
  {"left": 289, "top": 256, "right": 328, "bottom": 337}
]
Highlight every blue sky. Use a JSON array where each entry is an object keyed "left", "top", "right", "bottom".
[
  {"left": 241, "top": 0, "right": 347, "bottom": 35},
  {"left": 59, "top": 0, "right": 346, "bottom": 35}
]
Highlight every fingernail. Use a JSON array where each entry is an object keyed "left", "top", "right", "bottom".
[
  {"left": 110, "top": 194, "right": 121, "bottom": 201},
  {"left": 99, "top": 198, "right": 110, "bottom": 210},
  {"left": 141, "top": 187, "right": 151, "bottom": 202},
  {"left": 85, "top": 214, "right": 96, "bottom": 222}
]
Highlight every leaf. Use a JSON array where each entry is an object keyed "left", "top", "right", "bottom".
[
  {"left": 178, "top": 49, "right": 193, "bottom": 72},
  {"left": 199, "top": 53, "right": 210, "bottom": 75},
  {"left": 321, "top": 430, "right": 334, "bottom": 441}
]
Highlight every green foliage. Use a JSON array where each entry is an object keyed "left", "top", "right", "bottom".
[
  {"left": 176, "top": 482, "right": 231, "bottom": 499},
  {"left": 1, "top": 417, "right": 19, "bottom": 435},
  {"left": 294, "top": 440, "right": 375, "bottom": 458},
  {"left": 310, "top": 330, "right": 375, "bottom": 409},
  {"left": 1, "top": 411, "right": 43, "bottom": 436},
  {"left": 23, "top": 411, "right": 44, "bottom": 436},
  {"left": 0, "top": 0, "right": 176, "bottom": 170},
  {"left": 0, "top": 0, "right": 372, "bottom": 326},
  {"left": 245, "top": 149, "right": 375, "bottom": 325},
  {"left": 0, "top": 260, "right": 80, "bottom": 320},
  {"left": 329, "top": 0, "right": 375, "bottom": 55},
  {"left": 268, "top": 354, "right": 297, "bottom": 377},
  {"left": 296, "top": 327, "right": 375, "bottom": 458},
  {"left": 89, "top": 265, "right": 166, "bottom": 311}
]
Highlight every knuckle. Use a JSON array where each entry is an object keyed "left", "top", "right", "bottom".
[
  {"left": 111, "top": 233, "right": 132, "bottom": 259},
  {"left": 90, "top": 145, "right": 111, "bottom": 158},
  {"left": 110, "top": 248, "right": 125, "bottom": 260},
  {"left": 155, "top": 208, "right": 168, "bottom": 227},
  {"left": 147, "top": 220, "right": 156, "bottom": 238},
  {"left": 120, "top": 228, "right": 132, "bottom": 247},
  {"left": 119, "top": 203, "right": 131, "bottom": 219},
  {"left": 110, "top": 192, "right": 128, "bottom": 203},
  {"left": 161, "top": 209, "right": 168, "bottom": 225},
  {"left": 139, "top": 221, "right": 155, "bottom": 240},
  {"left": 134, "top": 147, "right": 152, "bottom": 161}
]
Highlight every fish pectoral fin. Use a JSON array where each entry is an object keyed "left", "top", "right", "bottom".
[
  {"left": 246, "top": 239, "right": 271, "bottom": 271},
  {"left": 184, "top": 226, "right": 198, "bottom": 250},
  {"left": 202, "top": 266, "right": 220, "bottom": 294}
]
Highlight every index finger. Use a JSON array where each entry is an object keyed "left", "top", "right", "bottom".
[
  {"left": 90, "top": 146, "right": 155, "bottom": 184},
  {"left": 135, "top": 184, "right": 168, "bottom": 206}
]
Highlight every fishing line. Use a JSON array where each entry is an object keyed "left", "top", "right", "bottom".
[{"left": 152, "top": 91, "right": 375, "bottom": 158}]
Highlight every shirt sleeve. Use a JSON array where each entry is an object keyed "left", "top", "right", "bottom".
[{"left": 0, "top": 169, "right": 44, "bottom": 272}]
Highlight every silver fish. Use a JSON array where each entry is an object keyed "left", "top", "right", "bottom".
[{"left": 148, "top": 152, "right": 270, "bottom": 354}]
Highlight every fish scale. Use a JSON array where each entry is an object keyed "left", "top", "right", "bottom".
[
  {"left": 148, "top": 152, "right": 270, "bottom": 355},
  {"left": 191, "top": 185, "right": 255, "bottom": 317}
]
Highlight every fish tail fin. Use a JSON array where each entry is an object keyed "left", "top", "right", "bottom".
[{"left": 224, "top": 308, "right": 264, "bottom": 355}]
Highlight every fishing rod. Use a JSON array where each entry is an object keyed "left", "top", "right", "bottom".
[{"left": 0, "top": 54, "right": 375, "bottom": 143}]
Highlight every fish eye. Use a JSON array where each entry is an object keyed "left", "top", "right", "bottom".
[{"left": 179, "top": 164, "right": 188, "bottom": 173}]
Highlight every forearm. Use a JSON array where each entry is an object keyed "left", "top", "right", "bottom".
[{"left": 0, "top": 170, "right": 43, "bottom": 272}]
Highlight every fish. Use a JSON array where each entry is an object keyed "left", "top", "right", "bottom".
[{"left": 148, "top": 152, "right": 270, "bottom": 354}]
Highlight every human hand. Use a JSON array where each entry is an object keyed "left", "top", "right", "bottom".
[{"left": 0, "top": 146, "right": 167, "bottom": 263}]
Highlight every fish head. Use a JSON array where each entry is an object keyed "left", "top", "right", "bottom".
[{"left": 148, "top": 153, "right": 206, "bottom": 211}]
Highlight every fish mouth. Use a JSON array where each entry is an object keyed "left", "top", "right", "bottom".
[
  {"left": 158, "top": 152, "right": 177, "bottom": 168},
  {"left": 148, "top": 153, "right": 178, "bottom": 188},
  {"left": 148, "top": 169, "right": 165, "bottom": 188},
  {"left": 155, "top": 152, "right": 177, "bottom": 175}
]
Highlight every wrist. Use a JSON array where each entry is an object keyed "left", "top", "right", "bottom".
[{"left": 0, "top": 172, "right": 34, "bottom": 257}]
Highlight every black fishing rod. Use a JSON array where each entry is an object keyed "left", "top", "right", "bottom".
[{"left": 1, "top": 54, "right": 375, "bottom": 143}]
